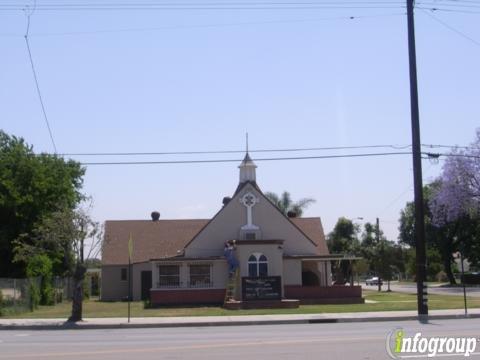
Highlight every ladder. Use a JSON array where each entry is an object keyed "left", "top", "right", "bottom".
[{"left": 224, "top": 269, "right": 239, "bottom": 304}]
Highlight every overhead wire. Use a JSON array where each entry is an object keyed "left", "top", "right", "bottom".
[
  {"left": 78, "top": 151, "right": 413, "bottom": 165},
  {"left": 416, "top": 6, "right": 480, "bottom": 14},
  {"left": 63, "top": 150, "right": 480, "bottom": 166},
  {"left": 0, "top": 1, "right": 408, "bottom": 11},
  {"left": 23, "top": 12, "right": 407, "bottom": 37},
  {"left": 57, "top": 144, "right": 412, "bottom": 157},
  {"left": 23, "top": 0, "right": 58, "bottom": 153},
  {"left": 419, "top": 7, "right": 480, "bottom": 47},
  {"left": 50, "top": 144, "right": 475, "bottom": 158},
  {"left": 422, "top": 143, "right": 479, "bottom": 150}
]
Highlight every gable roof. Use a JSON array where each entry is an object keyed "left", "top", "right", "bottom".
[
  {"left": 102, "top": 216, "right": 328, "bottom": 265},
  {"left": 290, "top": 217, "right": 329, "bottom": 255},
  {"left": 102, "top": 219, "right": 208, "bottom": 265}
]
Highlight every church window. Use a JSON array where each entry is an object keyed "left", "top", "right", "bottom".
[{"left": 248, "top": 253, "right": 268, "bottom": 277}]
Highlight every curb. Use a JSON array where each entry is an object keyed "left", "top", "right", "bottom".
[{"left": 1, "top": 313, "right": 479, "bottom": 330}]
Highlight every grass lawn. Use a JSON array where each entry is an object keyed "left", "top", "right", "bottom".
[{"left": 3, "top": 290, "right": 480, "bottom": 319}]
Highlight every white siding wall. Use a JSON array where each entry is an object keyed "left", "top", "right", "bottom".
[
  {"left": 185, "top": 184, "right": 318, "bottom": 258},
  {"left": 283, "top": 259, "right": 302, "bottom": 285}
]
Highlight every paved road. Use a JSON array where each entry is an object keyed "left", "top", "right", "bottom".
[
  {"left": 362, "top": 282, "right": 480, "bottom": 297},
  {"left": 1, "top": 319, "right": 479, "bottom": 359}
]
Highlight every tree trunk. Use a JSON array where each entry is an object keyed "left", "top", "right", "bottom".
[
  {"left": 68, "top": 263, "right": 86, "bottom": 322},
  {"left": 444, "top": 257, "right": 456, "bottom": 285}
]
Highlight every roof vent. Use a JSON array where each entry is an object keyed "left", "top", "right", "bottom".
[
  {"left": 287, "top": 211, "right": 297, "bottom": 218},
  {"left": 222, "top": 197, "right": 231, "bottom": 206},
  {"left": 151, "top": 211, "right": 160, "bottom": 221}
]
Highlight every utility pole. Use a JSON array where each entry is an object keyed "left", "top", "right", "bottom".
[{"left": 406, "top": 0, "right": 428, "bottom": 318}]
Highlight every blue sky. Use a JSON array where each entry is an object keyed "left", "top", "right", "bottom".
[{"left": 1, "top": 1, "right": 479, "bottom": 242}]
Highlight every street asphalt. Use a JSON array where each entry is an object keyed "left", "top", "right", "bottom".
[{"left": 1, "top": 318, "right": 479, "bottom": 359}]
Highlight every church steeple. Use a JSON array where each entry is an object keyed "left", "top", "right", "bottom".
[
  {"left": 238, "top": 133, "right": 257, "bottom": 184},
  {"left": 238, "top": 152, "right": 257, "bottom": 183}
]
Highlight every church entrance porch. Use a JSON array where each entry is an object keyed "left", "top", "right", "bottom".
[{"left": 284, "top": 255, "right": 364, "bottom": 305}]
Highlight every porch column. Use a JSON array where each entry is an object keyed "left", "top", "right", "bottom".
[
  {"left": 151, "top": 262, "right": 158, "bottom": 289},
  {"left": 324, "top": 261, "right": 328, "bottom": 286}
]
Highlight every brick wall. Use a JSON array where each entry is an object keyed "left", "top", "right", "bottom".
[{"left": 150, "top": 289, "right": 225, "bottom": 306}]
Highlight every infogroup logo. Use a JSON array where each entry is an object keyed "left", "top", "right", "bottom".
[{"left": 386, "top": 328, "right": 480, "bottom": 358}]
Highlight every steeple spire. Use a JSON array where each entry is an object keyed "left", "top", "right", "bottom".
[{"left": 238, "top": 134, "right": 257, "bottom": 184}]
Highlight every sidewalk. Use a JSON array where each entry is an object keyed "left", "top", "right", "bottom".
[{"left": 1, "top": 309, "right": 480, "bottom": 330}]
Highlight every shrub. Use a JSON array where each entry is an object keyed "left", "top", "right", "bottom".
[
  {"left": 143, "top": 298, "right": 152, "bottom": 309},
  {"left": 29, "top": 281, "right": 41, "bottom": 311},
  {"left": 435, "top": 271, "right": 448, "bottom": 282},
  {"left": 26, "top": 254, "right": 54, "bottom": 306}
]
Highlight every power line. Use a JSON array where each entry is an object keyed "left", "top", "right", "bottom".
[
  {"left": 56, "top": 144, "right": 412, "bottom": 157},
  {"left": 74, "top": 150, "right": 480, "bottom": 166},
  {"left": 23, "top": 2, "right": 58, "bottom": 153},
  {"left": 438, "top": 0, "right": 480, "bottom": 3},
  {"left": 416, "top": 6, "right": 480, "bottom": 14},
  {"left": 418, "top": 1, "right": 480, "bottom": 9},
  {"left": 420, "top": 8, "right": 480, "bottom": 47},
  {"left": 46, "top": 144, "right": 473, "bottom": 158},
  {"left": 0, "top": 1, "right": 407, "bottom": 5},
  {"left": 78, "top": 151, "right": 412, "bottom": 165},
  {"left": 421, "top": 143, "right": 479, "bottom": 150},
  {"left": 21, "top": 12, "right": 406, "bottom": 37},
  {"left": 0, "top": 2, "right": 408, "bottom": 11}
]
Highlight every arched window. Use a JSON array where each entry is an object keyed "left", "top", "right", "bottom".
[{"left": 248, "top": 253, "right": 268, "bottom": 277}]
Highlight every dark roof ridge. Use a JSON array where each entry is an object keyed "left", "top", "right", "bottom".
[{"left": 105, "top": 218, "right": 209, "bottom": 222}]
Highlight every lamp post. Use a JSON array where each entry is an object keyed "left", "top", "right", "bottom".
[{"left": 349, "top": 217, "right": 363, "bottom": 285}]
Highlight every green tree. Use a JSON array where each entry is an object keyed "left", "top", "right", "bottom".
[
  {"left": 0, "top": 131, "right": 85, "bottom": 277},
  {"left": 327, "top": 217, "right": 360, "bottom": 254},
  {"left": 327, "top": 217, "right": 360, "bottom": 283},
  {"left": 17, "top": 206, "right": 102, "bottom": 322},
  {"left": 264, "top": 191, "right": 315, "bottom": 217},
  {"left": 358, "top": 221, "right": 403, "bottom": 291},
  {"left": 67, "top": 207, "right": 102, "bottom": 322},
  {"left": 397, "top": 182, "right": 478, "bottom": 284}
]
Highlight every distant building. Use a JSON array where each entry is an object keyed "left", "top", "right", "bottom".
[{"left": 101, "top": 153, "right": 362, "bottom": 308}]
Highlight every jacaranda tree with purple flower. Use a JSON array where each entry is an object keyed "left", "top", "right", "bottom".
[{"left": 429, "top": 130, "right": 480, "bottom": 281}]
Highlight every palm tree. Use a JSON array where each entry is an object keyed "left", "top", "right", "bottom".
[{"left": 264, "top": 191, "right": 315, "bottom": 217}]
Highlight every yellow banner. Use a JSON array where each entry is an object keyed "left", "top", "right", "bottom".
[{"left": 128, "top": 233, "right": 134, "bottom": 261}]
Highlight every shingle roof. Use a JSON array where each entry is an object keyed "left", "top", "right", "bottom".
[
  {"left": 102, "top": 217, "right": 328, "bottom": 265},
  {"left": 102, "top": 219, "right": 209, "bottom": 265},
  {"left": 290, "top": 217, "right": 329, "bottom": 256}
]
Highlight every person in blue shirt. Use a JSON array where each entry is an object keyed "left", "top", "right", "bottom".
[{"left": 224, "top": 240, "right": 239, "bottom": 277}]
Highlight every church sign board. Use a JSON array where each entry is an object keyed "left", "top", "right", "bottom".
[{"left": 242, "top": 276, "right": 282, "bottom": 301}]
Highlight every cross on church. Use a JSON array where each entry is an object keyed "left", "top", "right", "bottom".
[
  {"left": 240, "top": 192, "right": 259, "bottom": 230},
  {"left": 244, "top": 194, "right": 255, "bottom": 207}
]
